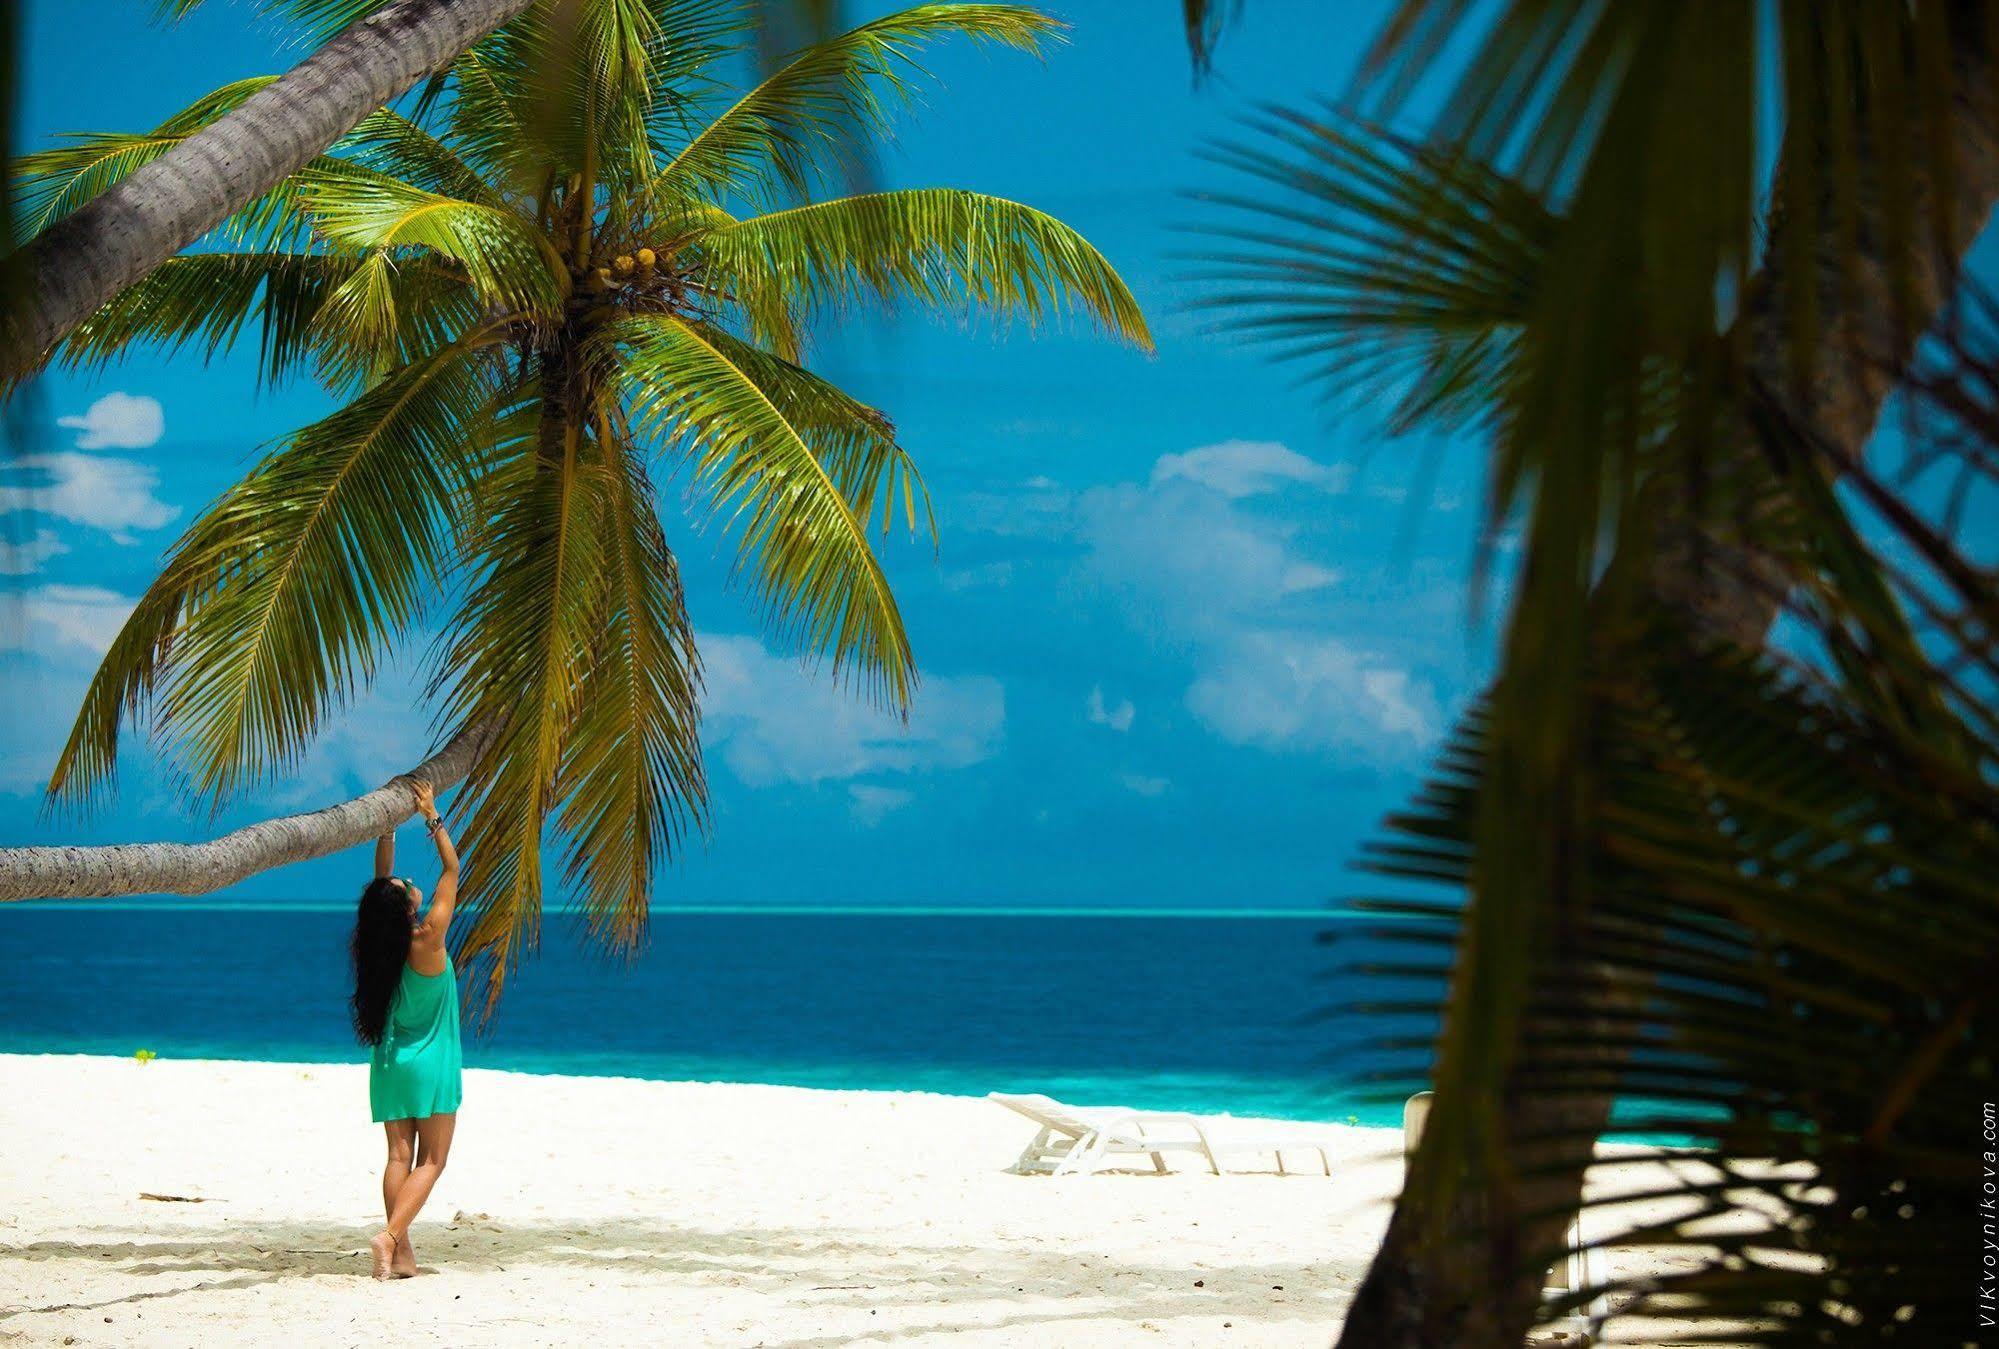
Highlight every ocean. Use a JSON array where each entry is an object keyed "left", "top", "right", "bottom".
[{"left": 0, "top": 905, "right": 1418, "bottom": 1125}]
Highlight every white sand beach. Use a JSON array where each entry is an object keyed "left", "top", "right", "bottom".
[{"left": 0, "top": 1054, "right": 1694, "bottom": 1346}]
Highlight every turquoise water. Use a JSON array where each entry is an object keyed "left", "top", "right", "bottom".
[{"left": 0, "top": 904, "right": 1416, "bottom": 1125}]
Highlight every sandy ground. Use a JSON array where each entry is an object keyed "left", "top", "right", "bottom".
[{"left": 0, "top": 1054, "right": 1702, "bottom": 1347}]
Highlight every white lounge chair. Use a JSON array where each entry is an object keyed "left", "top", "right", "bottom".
[
  {"left": 1402, "top": 1091, "right": 1611, "bottom": 1340},
  {"left": 988, "top": 1092, "right": 1334, "bottom": 1177}
]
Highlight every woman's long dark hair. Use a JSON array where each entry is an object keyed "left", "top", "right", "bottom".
[{"left": 350, "top": 877, "right": 414, "bottom": 1045}]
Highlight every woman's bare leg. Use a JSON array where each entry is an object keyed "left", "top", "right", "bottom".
[
  {"left": 372, "top": 1113, "right": 455, "bottom": 1277},
  {"left": 378, "top": 1122, "right": 416, "bottom": 1279}
]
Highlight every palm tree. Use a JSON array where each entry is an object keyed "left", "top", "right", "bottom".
[
  {"left": 8, "top": 0, "right": 1149, "bottom": 1012},
  {"left": 1192, "top": 3, "right": 1999, "bottom": 1343}
]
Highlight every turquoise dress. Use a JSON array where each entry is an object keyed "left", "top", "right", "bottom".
[{"left": 369, "top": 956, "right": 463, "bottom": 1122}]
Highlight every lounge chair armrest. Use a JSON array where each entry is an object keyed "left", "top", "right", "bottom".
[{"left": 1097, "top": 1111, "right": 1211, "bottom": 1142}]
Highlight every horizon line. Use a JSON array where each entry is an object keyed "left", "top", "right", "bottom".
[{"left": 2, "top": 901, "right": 1372, "bottom": 919}]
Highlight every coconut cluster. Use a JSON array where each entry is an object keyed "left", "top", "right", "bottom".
[{"left": 586, "top": 247, "right": 659, "bottom": 294}]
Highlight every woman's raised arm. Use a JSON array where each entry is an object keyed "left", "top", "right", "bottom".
[{"left": 411, "top": 780, "right": 458, "bottom": 941}]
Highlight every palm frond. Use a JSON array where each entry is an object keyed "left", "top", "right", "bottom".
[
  {"left": 303, "top": 250, "right": 406, "bottom": 382},
  {"left": 50, "top": 251, "right": 355, "bottom": 384},
  {"left": 45, "top": 577, "right": 207, "bottom": 807},
  {"left": 142, "top": 338, "right": 506, "bottom": 804},
  {"left": 481, "top": 0, "right": 666, "bottom": 186},
  {"left": 1181, "top": 0, "right": 1238, "bottom": 74},
  {"left": 701, "top": 188, "right": 1152, "bottom": 349},
  {"left": 299, "top": 171, "right": 567, "bottom": 315},
  {"left": 437, "top": 46, "right": 538, "bottom": 194},
  {"left": 554, "top": 429, "right": 707, "bottom": 951},
  {"left": 1190, "top": 107, "right": 1555, "bottom": 433},
  {"left": 446, "top": 0, "right": 733, "bottom": 198},
  {"left": 609, "top": 312, "right": 914, "bottom": 707},
  {"left": 654, "top": 5, "right": 1062, "bottom": 206},
  {"left": 343, "top": 106, "right": 503, "bottom": 208},
  {"left": 156, "top": 0, "right": 385, "bottom": 45},
  {"left": 438, "top": 412, "right": 609, "bottom": 1018},
  {"left": 1348, "top": 618, "right": 1995, "bottom": 1344},
  {"left": 690, "top": 321, "right": 934, "bottom": 540}
]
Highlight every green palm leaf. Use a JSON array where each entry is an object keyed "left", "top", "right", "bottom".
[
  {"left": 45, "top": 574, "right": 211, "bottom": 806},
  {"left": 554, "top": 432, "right": 707, "bottom": 952},
  {"left": 701, "top": 188, "right": 1152, "bottom": 348},
  {"left": 343, "top": 107, "right": 504, "bottom": 208},
  {"left": 1191, "top": 109, "right": 1553, "bottom": 433},
  {"left": 444, "top": 0, "right": 733, "bottom": 196},
  {"left": 51, "top": 251, "right": 358, "bottom": 384},
  {"left": 655, "top": 5, "right": 1062, "bottom": 205},
  {"left": 145, "top": 340, "right": 506, "bottom": 803},
  {"left": 299, "top": 171, "right": 567, "bottom": 315},
  {"left": 610, "top": 312, "right": 914, "bottom": 706},
  {"left": 689, "top": 322, "right": 933, "bottom": 539},
  {"left": 1350, "top": 619, "right": 1996, "bottom": 1343},
  {"left": 438, "top": 419, "right": 610, "bottom": 1017}
]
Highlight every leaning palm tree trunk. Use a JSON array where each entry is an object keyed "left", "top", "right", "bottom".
[
  {"left": 1335, "top": 31, "right": 1999, "bottom": 1348},
  {"left": 1, "top": 0, "right": 534, "bottom": 373},
  {"left": 0, "top": 719, "right": 494, "bottom": 901}
]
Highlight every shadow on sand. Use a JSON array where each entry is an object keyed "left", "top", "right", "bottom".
[{"left": 2, "top": 1213, "right": 1356, "bottom": 1342}]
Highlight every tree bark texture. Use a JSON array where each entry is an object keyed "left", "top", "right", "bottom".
[
  {"left": 4, "top": 0, "right": 534, "bottom": 372},
  {"left": 0, "top": 719, "right": 493, "bottom": 901}
]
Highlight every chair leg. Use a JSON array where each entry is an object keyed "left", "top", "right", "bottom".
[
  {"left": 1055, "top": 1130, "right": 1104, "bottom": 1177},
  {"left": 1191, "top": 1126, "right": 1222, "bottom": 1175},
  {"left": 1274, "top": 1149, "right": 1287, "bottom": 1176},
  {"left": 1014, "top": 1126, "right": 1053, "bottom": 1174},
  {"left": 1150, "top": 1151, "right": 1168, "bottom": 1174}
]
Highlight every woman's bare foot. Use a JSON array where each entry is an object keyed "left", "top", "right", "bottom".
[
  {"left": 369, "top": 1229, "right": 397, "bottom": 1280},
  {"left": 393, "top": 1232, "right": 417, "bottom": 1278}
]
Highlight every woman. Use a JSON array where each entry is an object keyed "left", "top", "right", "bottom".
[{"left": 350, "top": 779, "right": 461, "bottom": 1280}]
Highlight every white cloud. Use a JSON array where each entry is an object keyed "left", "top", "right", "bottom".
[
  {"left": 700, "top": 633, "right": 1005, "bottom": 786},
  {"left": 0, "top": 529, "right": 70, "bottom": 575},
  {"left": 1064, "top": 440, "right": 1354, "bottom": 629},
  {"left": 1185, "top": 632, "right": 1440, "bottom": 757},
  {"left": 941, "top": 560, "right": 1015, "bottom": 592},
  {"left": 268, "top": 674, "right": 439, "bottom": 808},
  {"left": 1119, "top": 772, "right": 1170, "bottom": 797},
  {"left": 847, "top": 784, "right": 913, "bottom": 826},
  {"left": 58, "top": 392, "right": 165, "bottom": 450},
  {"left": 0, "top": 584, "right": 135, "bottom": 655},
  {"left": 0, "top": 451, "right": 179, "bottom": 535},
  {"left": 1280, "top": 562, "right": 1342, "bottom": 594},
  {"left": 1087, "top": 685, "right": 1135, "bottom": 732},
  {"left": 952, "top": 477, "right": 1075, "bottom": 540},
  {"left": 1149, "top": 440, "right": 1347, "bottom": 498},
  {"left": 959, "top": 439, "right": 1449, "bottom": 762},
  {"left": 0, "top": 658, "right": 91, "bottom": 796},
  {"left": 1077, "top": 477, "right": 1339, "bottom": 618}
]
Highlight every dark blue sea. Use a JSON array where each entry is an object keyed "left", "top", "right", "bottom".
[{"left": 0, "top": 905, "right": 1419, "bottom": 1124}]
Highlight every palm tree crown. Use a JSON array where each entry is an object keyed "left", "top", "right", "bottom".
[{"left": 22, "top": 0, "right": 1151, "bottom": 1009}]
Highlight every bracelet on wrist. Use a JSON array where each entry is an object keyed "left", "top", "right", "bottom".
[{"left": 425, "top": 814, "right": 444, "bottom": 833}]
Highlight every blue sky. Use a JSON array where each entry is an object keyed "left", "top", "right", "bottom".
[{"left": 0, "top": 0, "right": 1503, "bottom": 911}]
